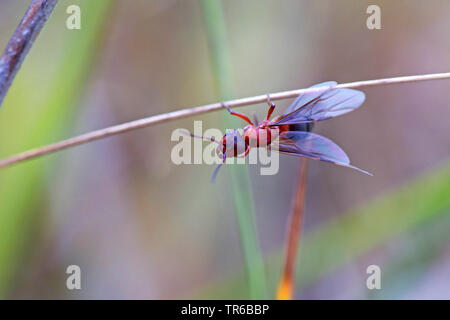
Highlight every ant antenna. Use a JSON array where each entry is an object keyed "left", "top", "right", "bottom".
[
  {"left": 253, "top": 112, "right": 259, "bottom": 125},
  {"left": 211, "top": 156, "right": 226, "bottom": 183},
  {"left": 178, "top": 129, "right": 219, "bottom": 144}
]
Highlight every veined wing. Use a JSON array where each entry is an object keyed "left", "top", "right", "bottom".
[
  {"left": 270, "top": 131, "right": 372, "bottom": 175},
  {"left": 283, "top": 81, "right": 337, "bottom": 114},
  {"left": 271, "top": 82, "right": 365, "bottom": 125}
]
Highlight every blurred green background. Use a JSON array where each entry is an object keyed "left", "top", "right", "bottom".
[{"left": 0, "top": 0, "right": 449, "bottom": 299}]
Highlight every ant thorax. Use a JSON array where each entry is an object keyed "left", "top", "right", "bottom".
[{"left": 243, "top": 125, "right": 277, "bottom": 148}]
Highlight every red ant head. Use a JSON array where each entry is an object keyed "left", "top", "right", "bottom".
[{"left": 216, "top": 129, "right": 247, "bottom": 159}]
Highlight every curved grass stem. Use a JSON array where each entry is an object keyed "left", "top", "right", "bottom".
[{"left": 0, "top": 72, "right": 449, "bottom": 169}]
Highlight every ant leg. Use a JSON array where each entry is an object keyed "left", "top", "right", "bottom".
[
  {"left": 265, "top": 94, "right": 276, "bottom": 120},
  {"left": 221, "top": 102, "right": 254, "bottom": 125},
  {"left": 253, "top": 113, "right": 259, "bottom": 125},
  {"left": 237, "top": 145, "right": 251, "bottom": 158}
]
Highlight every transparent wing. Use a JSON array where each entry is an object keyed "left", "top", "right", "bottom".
[
  {"left": 283, "top": 81, "right": 337, "bottom": 114},
  {"left": 270, "top": 131, "right": 372, "bottom": 175},
  {"left": 271, "top": 82, "right": 365, "bottom": 125}
]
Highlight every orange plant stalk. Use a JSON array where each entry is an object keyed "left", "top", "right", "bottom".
[{"left": 277, "top": 158, "right": 308, "bottom": 300}]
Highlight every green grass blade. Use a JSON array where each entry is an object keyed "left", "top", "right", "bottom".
[
  {"left": 200, "top": 0, "right": 267, "bottom": 299},
  {"left": 196, "top": 160, "right": 450, "bottom": 298},
  {"left": 0, "top": 0, "right": 113, "bottom": 297},
  {"left": 367, "top": 209, "right": 450, "bottom": 299}
]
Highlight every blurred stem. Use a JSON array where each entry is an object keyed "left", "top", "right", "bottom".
[
  {"left": 200, "top": 0, "right": 267, "bottom": 299},
  {"left": 277, "top": 159, "right": 307, "bottom": 300},
  {"left": 0, "top": 0, "right": 59, "bottom": 107}
]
